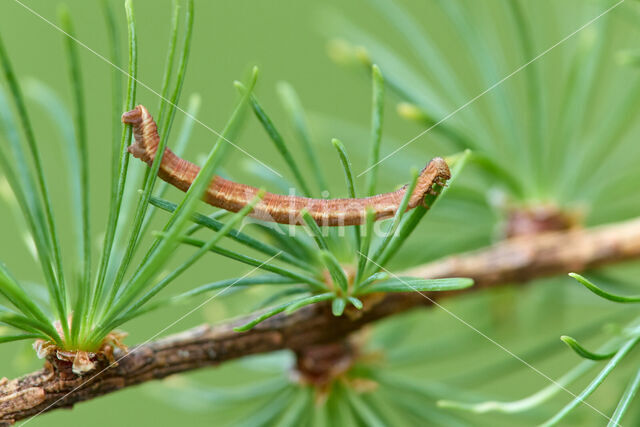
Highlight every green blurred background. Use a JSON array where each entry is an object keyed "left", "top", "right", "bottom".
[{"left": 1, "top": 0, "right": 639, "bottom": 425}]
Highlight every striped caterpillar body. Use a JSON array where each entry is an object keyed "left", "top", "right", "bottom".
[{"left": 122, "top": 105, "right": 451, "bottom": 226}]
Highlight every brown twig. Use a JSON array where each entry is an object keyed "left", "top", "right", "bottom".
[{"left": 2, "top": 216, "right": 640, "bottom": 424}]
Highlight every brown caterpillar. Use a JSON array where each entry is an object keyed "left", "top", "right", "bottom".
[{"left": 122, "top": 105, "right": 451, "bottom": 226}]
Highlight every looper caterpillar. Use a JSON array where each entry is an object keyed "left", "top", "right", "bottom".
[{"left": 122, "top": 105, "right": 450, "bottom": 226}]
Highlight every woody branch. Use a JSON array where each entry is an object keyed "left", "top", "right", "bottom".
[{"left": 1, "top": 216, "right": 640, "bottom": 424}]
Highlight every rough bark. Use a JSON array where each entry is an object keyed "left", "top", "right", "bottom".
[{"left": 2, "top": 217, "right": 640, "bottom": 424}]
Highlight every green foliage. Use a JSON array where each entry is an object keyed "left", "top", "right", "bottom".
[
  {"left": 277, "top": 81, "right": 328, "bottom": 194},
  {"left": 365, "top": 64, "right": 384, "bottom": 197},
  {"left": 560, "top": 335, "right": 617, "bottom": 360},
  {"left": 0, "top": 0, "right": 470, "bottom": 357},
  {"left": 0, "top": 0, "right": 254, "bottom": 350},
  {"left": 358, "top": 277, "right": 473, "bottom": 294},
  {"left": 569, "top": 272, "right": 640, "bottom": 303},
  {"left": 4, "top": 1, "right": 639, "bottom": 426},
  {"left": 151, "top": 310, "right": 497, "bottom": 426},
  {"left": 0, "top": 13, "right": 69, "bottom": 343},
  {"left": 320, "top": 0, "right": 640, "bottom": 424},
  {"left": 442, "top": 273, "right": 640, "bottom": 426},
  {"left": 326, "top": 0, "right": 640, "bottom": 228}
]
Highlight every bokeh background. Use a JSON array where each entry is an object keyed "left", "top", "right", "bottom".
[{"left": 1, "top": 0, "right": 639, "bottom": 425}]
